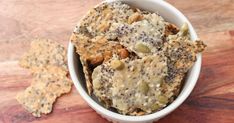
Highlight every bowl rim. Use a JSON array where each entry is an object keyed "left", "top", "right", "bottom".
[{"left": 68, "top": 0, "right": 201, "bottom": 122}]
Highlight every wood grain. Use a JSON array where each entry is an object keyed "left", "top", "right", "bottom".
[{"left": 0, "top": 0, "right": 233, "bottom": 123}]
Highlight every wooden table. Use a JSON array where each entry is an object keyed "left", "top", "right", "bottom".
[{"left": 0, "top": 0, "right": 233, "bottom": 123}]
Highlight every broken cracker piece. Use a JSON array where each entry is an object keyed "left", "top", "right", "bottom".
[
  {"left": 16, "top": 86, "right": 57, "bottom": 117},
  {"left": 71, "top": 33, "right": 129, "bottom": 67},
  {"left": 19, "top": 39, "right": 67, "bottom": 71},
  {"left": 32, "top": 66, "right": 72, "bottom": 97},
  {"left": 80, "top": 58, "right": 93, "bottom": 95},
  {"left": 17, "top": 39, "right": 72, "bottom": 117},
  {"left": 16, "top": 66, "right": 72, "bottom": 117},
  {"left": 78, "top": 2, "right": 135, "bottom": 37}
]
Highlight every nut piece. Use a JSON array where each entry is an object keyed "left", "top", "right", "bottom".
[
  {"left": 135, "top": 43, "right": 151, "bottom": 53},
  {"left": 128, "top": 12, "right": 143, "bottom": 24},
  {"left": 164, "top": 23, "right": 179, "bottom": 36},
  {"left": 89, "top": 55, "right": 104, "bottom": 66},
  {"left": 111, "top": 60, "right": 124, "bottom": 70},
  {"left": 119, "top": 49, "right": 129, "bottom": 59},
  {"left": 138, "top": 81, "right": 149, "bottom": 94}
]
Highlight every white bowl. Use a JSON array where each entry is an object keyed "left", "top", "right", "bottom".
[{"left": 68, "top": 0, "right": 202, "bottom": 123}]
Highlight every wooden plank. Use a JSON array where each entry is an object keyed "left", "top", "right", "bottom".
[{"left": 169, "top": 0, "right": 234, "bottom": 34}]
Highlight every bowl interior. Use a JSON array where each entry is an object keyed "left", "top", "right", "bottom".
[{"left": 68, "top": 0, "right": 201, "bottom": 122}]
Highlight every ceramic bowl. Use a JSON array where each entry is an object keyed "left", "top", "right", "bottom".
[{"left": 68, "top": 0, "right": 201, "bottom": 122}]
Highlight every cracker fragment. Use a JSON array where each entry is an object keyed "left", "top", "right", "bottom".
[
  {"left": 163, "top": 33, "right": 206, "bottom": 98},
  {"left": 16, "top": 86, "right": 57, "bottom": 117},
  {"left": 78, "top": 2, "right": 134, "bottom": 37},
  {"left": 79, "top": 58, "right": 93, "bottom": 95},
  {"left": 17, "top": 39, "right": 72, "bottom": 117},
  {"left": 16, "top": 66, "right": 72, "bottom": 117},
  {"left": 72, "top": 24, "right": 130, "bottom": 95},
  {"left": 19, "top": 39, "right": 67, "bottom": 71},
  {"left": 92, "top": 54, "right": 168, "bottom": 114},
  {"left": 32, "top": 66, "right": 72, "bottom": 97},
  {"left": 109, "top": 19, "right": 165, "bottom": 58},
  {"left": 71, "top": 33, "right": 129, "bottom": 67}
]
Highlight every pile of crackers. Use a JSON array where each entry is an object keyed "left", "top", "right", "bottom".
[{"left": 70, "top": 1, "right": 206, "bottom": 115}]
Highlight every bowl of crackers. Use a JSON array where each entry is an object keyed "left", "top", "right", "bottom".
[{"left": 68, "top": 0, "right": 206, "bottom": 123}]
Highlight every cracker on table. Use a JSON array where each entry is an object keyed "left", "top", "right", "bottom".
[
  {"left": 16, "top": 86, "right": 57, "bottom": 117},
  {"left": 16, "top": 66, "right": 72, "bottom": 117},
  {"left": 32, "top": 66, "right": 72, "bottom": 96},
  {"left": 19, "top": 39, "right": 67, "bottom": 71},
  {"left": 17, "top": 39, "right": 72, "bottom": 117}
]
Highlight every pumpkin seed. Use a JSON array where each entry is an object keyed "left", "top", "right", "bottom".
[
  {"left": 135, "top": 43, "right": 151, "bottom": 53},
  {"left": 179, "top": 23, "right": 188, "bottom": 36},
  {"left": 138, "top": 81, "right": 149, "bottom": 94},
  {"left": 93, "top": 79, "right": 101, "bottom": 89},
  {"left": 111, "top": 60, "right": 124, "bottom": 70},
  {"left": 150, "top": 103, "right": 160, "bottom": 111},
  {"left": 158, "top": 95, "right": 169, "bottom": 104}
]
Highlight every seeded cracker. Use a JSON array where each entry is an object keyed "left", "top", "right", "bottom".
[
  {"left": 32, "top": 66, "right": 72, "bottom": 97},
  {"left": 163, "top": 24, "right": 206, "bottom": 99},
  {"left": 17, "top": 39, "right": 72, "bottom": 117},
  {"left": 71, "top": 33, "right": 129, "bottom": 67},
  {"left": 16, "top": 86, "right": 57, "bottom": 117},
  {"left": 109, "top": 18, "right": 165, "bottom": 58},
  {"left": 79, "top": 58, "right": 93, "bottom": 95},
  {"left": 71, "top": 30, "right": 130, "bottom": 95},
  {"left": 78, "top": 2, "right": 134, "bottom": 37},
  {"left": 19, "top": 39, "right": 67, "bottom": 71},
  {"left": 92, "top": 54, "right": 169, "bottom": 114}
]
